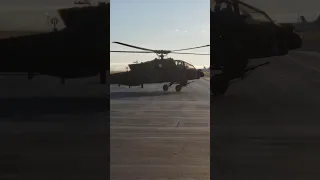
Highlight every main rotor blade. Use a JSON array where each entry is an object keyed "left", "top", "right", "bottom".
[
  {"left": 171, "top": 45, "right": 210, "bottom": 52},
  {"left": 171, "top": 52, "right": 210, "bottom": 55},
  {"left": 110, "top": 50, "right": 153, "bottom": 53},
  {"left": 113, "top": 42, "right": 155, "bottom": 52}
]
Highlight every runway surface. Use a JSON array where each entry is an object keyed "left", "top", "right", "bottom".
[
  {"left": 212, "top": 51, "right": 320, "bottom": 180},
  {"left": 4, "top": 49, "right": 320, "bottom": 180},
  {"left": 110, "top": 79, "right": 210, "bottom": 180},
  {"left": 0, "top": 76, "right": 109, "bottom": 180}
]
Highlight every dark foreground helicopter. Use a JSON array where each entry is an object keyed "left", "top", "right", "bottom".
[
  {"left": 0, "top": 0, "right": 109, "bottom": 84},
  {"left": 211, "top": 0, "right": 303, "bottom": 95},
  {"left": 110, "top": 42, "right": 209, "bottom": 92}
]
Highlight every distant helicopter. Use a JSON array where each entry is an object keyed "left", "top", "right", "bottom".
[
  {"left": 0, "top": 0, "right": 109, "bottom": 84},
  {"left": 110, "top": 42, "right": 209, "bottom": 92}
]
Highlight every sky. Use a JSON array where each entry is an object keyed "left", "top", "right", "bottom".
[
  {"left": 0, "top": 0, "right": 108, "bottom": 31},
  {"left": 1, "top": 0, "right": 320, "bottom": 70},
  {"left": 243, "top": 0, "right": 320, "bottom": 22},
  {"left": 110, "top": 0, "right": 210, "bottom": 71}
]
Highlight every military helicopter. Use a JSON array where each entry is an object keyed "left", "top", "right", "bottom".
[
  {"left": 110, "top": 42, "right": 209, "bottom": 92},
  {"left": 0, "top": 0, "right": 109, "bottom": 84},
  {"left": 210, "top": 0, "right": 302, "bottom": 95}
]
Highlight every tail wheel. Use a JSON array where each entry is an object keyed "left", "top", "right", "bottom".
[
  {"left": 163, "top": 84, "right": 169, "bottom": 92},
  {"left": 175, "top": 85, "right": 182, "bottom": 92}
]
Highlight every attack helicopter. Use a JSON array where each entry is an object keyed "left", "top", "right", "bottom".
[
  {"left": 211, "top": 0, "right": 303, "bottom": 95},
  {"left": 0, "top": 0, "right": 109, "bottom": 84},
  {"left": 110, "top": 42, "right": 209, "bottom": 92}
]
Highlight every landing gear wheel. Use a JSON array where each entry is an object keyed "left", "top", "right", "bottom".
[
  {"left": 163, "top": 84, "right": 169, "bottom": 91},
  {"left": 175, "top": 85, "right": 182, "bottom": 92}
]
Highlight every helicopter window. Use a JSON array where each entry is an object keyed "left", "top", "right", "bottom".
[
  {"left": 175, "top": 61, "right": 184, "bottom": 68},
  {"left": 238, "top": 3, "right": 273, "bottom": 23},
  {"left": 211, "top": 0, "right": 234, "bottom": 13},
  {"left": 185, "top": 62, "right": 196, "bottom": 69}
]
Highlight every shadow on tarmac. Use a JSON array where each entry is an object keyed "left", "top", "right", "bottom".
[{"left": 0, "top": 97, "right": 109, "bottom": 120}]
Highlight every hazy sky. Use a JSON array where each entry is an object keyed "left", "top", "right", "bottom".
[
  {"left": 1, "top": 0, "right": 320, "bottom": 71},
  {"left": 243, "top": 0, "right": 320, "bottom": 22},
  {"left": 0, "top": 0, "right": 108, "bottom": 31},
  {"left": 110, "top": 0, "right": 210, "bottom": 71}
]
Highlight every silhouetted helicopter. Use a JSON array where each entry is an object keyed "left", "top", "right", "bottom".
[
  {"left": 110, "top": 42, "right": 209, "bottom": 92},
  {"left": 0, "top": 0, "right": 109, "bottom": 84},
  {"left": 211, "top": 0, "right": 302, "bottom": 95}
]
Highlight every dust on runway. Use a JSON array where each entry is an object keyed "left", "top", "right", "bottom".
[
  {"left": 212, "top": 51, "right": 320, "bottom": 180},
  {"left": 110, "top": 80, "right": 210, "bottom": 180}
]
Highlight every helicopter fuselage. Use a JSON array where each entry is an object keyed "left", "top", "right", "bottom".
[
  {"left": 110, "top": 42, "right": 209, "bottom": 92},
  {"left": 110, "top": 59, "right": 204, "bottom": 86},
  {"left": 210, "top": 0, "right": 302, "bottom": 95},
  {"left": 0, "top": 2, "right": 109, "bottom": 84}
]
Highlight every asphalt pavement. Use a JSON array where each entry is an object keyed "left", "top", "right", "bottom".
[
  {"left": 4, "top": 49, "right": 320, "bottom": 180},
  {"left": 212, "top": 51, "right": 320, "bottom": 180},
  {"left": 0, "top": 76, "right": 109, "bottom": 180},
  {"left": 110, "top": 79, "right": 210, "bottom": 180}
]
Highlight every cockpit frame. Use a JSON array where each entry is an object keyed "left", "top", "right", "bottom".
[{"left": 174, "top": 60, "right": 196, "bottom": 69}]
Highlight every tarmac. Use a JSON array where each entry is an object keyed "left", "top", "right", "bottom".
[
  {"left": 212, "top": 51, "right": 320, "bottom": 180},
  {"left": 2, "top": 49, "right": 320, "bottom": 180},
  {"left": 0, "top": 74, "right": 209, "bottom": 180},
  {"left": 110, "top": 79, "right": 210, "bottom": 180},
  {"left": 0, "top": 76, "right": 109, "bottom": 180}
]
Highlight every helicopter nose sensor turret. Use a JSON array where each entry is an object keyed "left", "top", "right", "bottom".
[{"left": 198, "top": 69, "right": 205, "bottom": 78}]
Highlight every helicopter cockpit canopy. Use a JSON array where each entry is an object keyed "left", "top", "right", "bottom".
[
  {"left": 184, "top": 62, "right": 196, "bottom": 69},
  {"left": 175, "top": 60, "right": 196, "bottom": 69}
]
